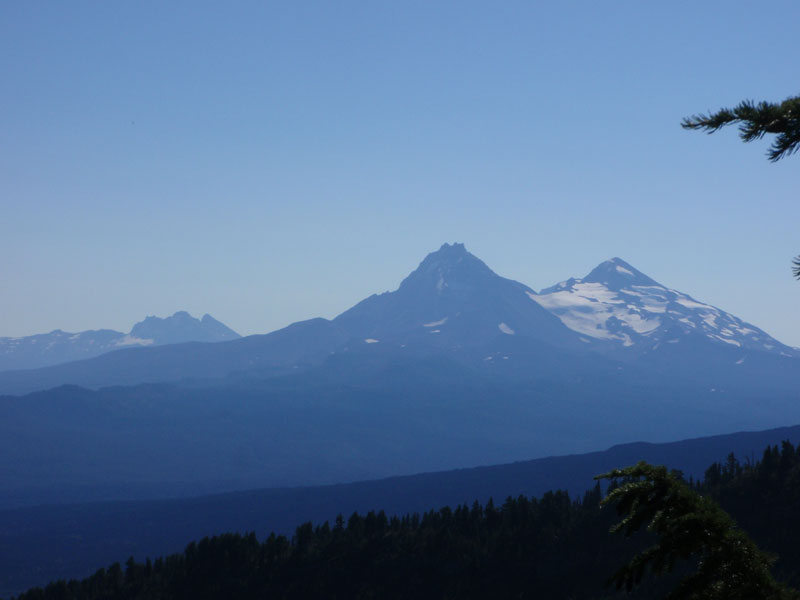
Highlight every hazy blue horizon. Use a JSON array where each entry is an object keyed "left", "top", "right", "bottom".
[{"left": 3, "top": 2, "right": 799, "bottom": 345}]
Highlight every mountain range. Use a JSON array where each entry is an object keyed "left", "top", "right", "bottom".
[
  {"left": 1, "top": 243, "right": 798, "bottom": 509},
  {"left": 0, "top": 243, "right": 795, "bottom": 394},
  {"left": 0, "top": 311, "right": 239, "bottom": 372}
]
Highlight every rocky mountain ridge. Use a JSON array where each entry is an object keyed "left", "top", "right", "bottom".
[{"left": 0, "top": 311, "right": 239, "bottom": 372}]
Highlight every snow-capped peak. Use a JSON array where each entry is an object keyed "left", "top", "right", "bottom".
[{"left": 532, "top": 259, "right": 795, "bottom": 356}]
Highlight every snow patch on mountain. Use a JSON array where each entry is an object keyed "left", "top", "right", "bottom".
[
  {"left": 423, "top": 318, "right": 448, "bottom": 327},
  {"left": 498, "top": 323, "right": 515, "bottom": 335},
  {"left": 114, "top": 335, "right": 155, "bottom": 347}
]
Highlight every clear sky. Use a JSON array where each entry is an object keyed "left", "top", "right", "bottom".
[{"left": 2, "top": 1, "right": 799, "bottom": 345}]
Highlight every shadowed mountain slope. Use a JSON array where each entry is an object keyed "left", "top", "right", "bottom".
[{"left": 334, "top": 243, "right": 583, "bottom": 349}]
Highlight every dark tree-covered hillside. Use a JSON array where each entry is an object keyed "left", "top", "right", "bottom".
[{"left": 11, "top": 441, "right": 800, "bottom": 600}]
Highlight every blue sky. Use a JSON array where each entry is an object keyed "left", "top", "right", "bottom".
[{"left": 2, "top": 1, "right": 799, "bottom": 345}]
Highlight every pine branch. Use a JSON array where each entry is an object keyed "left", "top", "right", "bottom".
[
  {"left": 596, "top": 462, "right": 797, "bottom": 599},
  {"left": 682, "top": 96, "right": 800, "bottom": 162}
]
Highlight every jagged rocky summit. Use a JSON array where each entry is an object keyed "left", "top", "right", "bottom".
[{"left": 0, "top": 311, "right": 240, "bottom": 372}]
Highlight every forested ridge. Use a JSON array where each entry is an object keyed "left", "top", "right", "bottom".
[{"left": 10, "top": 441, "right": 800, "bottom": 600}]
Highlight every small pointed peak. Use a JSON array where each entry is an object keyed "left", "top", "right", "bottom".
[
  {"left": 602, "top": 257, "right": 638, "bottom": 276},
  {"left": 417, "top": 243, "right": 481, "bottom": 270},
  {"left": 434, "top": 242, "right": 468, "bottom": 255},
  {"left": 399, "top": 243, "right": 497, "bottom": 292},
  {"left": 584, "top": 258, "right": 661, "bottom": 290}
]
